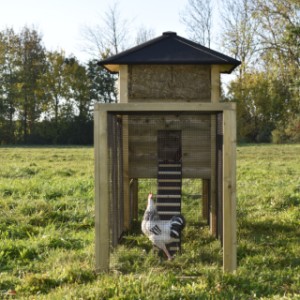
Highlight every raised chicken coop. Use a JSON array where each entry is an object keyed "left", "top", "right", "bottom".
[{"left": 95, "top": 32, "right": 240, "bottom": 272}]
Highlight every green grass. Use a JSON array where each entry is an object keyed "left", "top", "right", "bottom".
[{"left": 0, "top": 145, "right": 300, "bottom": 299}]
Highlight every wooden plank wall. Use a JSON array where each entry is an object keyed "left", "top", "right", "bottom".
[{"left": 127, "top": 114, "right": 211, "bottom": 179}]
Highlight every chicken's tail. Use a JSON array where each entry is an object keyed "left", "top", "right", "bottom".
[{"left": 170, "top": 214, "right": 186, "bottom": 238}]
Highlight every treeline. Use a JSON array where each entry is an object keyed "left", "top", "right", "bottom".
[
  {"left": 0, "top": 27, "right": 117, "bottom": 145},
  {"left": 1, "top": 0, "right": 299, "bottom": 145}
]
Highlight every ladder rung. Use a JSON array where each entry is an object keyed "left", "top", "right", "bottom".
[
  {"left": 158, "top": 179, "right": 181, "bottom": 183},
  {"left": 157, "top": 195, "right": 181, "bottom": 198},
  {"left": 158, "top": 171, "right": 181, "bottom": 175},
  {"left": 158, "top": 164, "right": 181, "bottom": 167},
  {"left": 158, "top": 211, "right": 181, "bottom": 215},
  {"left": 158, "top": 186, "right": 181, "bottom": 190},
  {"left": 156, "top": 203, "right": 181, "bottom": 207}
]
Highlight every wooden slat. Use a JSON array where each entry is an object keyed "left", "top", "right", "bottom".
[
  {"left": 158, "top": 211, "right": 181, "bottom": 215},
  {"left": 129, "top": 166, "right": 211, "bottom": 179},
  {"left": 156, "top": 203, "right": 181, "bottom": 207},
  {"left": 158, "top": 186, "right": 181, "bottom": 190},
  {"left": 158, "top": 179, "right": 181, "bottom": 183},
  {"left": 129, "top": 152, "right": 211, "bottom": 163}
]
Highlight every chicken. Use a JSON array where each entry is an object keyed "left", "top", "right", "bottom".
[{"left": 141, "top": 193, "right": 185, "bottom": 260}]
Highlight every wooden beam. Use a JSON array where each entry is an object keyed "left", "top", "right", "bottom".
[
  {"left": 94, "top": 102, "right": 236, "bottom": 113},
  {"left": 117, "top": 66, "right": 130, "bottom": 229},
  {"left": 222, "top": 109, "right": 237, "bottom": 272},
  {"left": 94, "top": 109, "right": 110, "bottom": 272}
]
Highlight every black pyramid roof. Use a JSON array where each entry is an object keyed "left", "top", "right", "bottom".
[{"left": 99, "top": 31, "right": 241, "bottom": 74}]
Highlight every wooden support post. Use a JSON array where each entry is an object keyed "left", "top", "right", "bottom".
[
  {"left": 118, "top": 66, "right": 130, "bottom": 230},
  {"left": 210, "top": 65, "right": 219, "bottom": 236},
  {"left": 210, "top": 115, "right": 217, "bottom": 236},
  {"left": 131, "top": 179, "right": 139, "bottom": 220},
  {"left": 222, "top": 108, "right": 237, "bottom": 272},
  {"left": 110, "top": 116, "right": 118, "bottom": 247},
  {"left": 202, "top": 179, "right": 209, "bottom": 223},
  {"left": 122, "top": 116, "right": 130, "bottom": 230},
  {"left": 94, "top": 108, "right": 110, "bottom": 272}
]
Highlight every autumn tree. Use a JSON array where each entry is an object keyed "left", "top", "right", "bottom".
[
  {"left": 0, "top": 28, "right": 22, "bottom": 143},
  {"left": 18, "top": 27, "right": 47, "bottom": 143},
  {"left": 39, "top": 51, "right": 74, "bottom": 142},
  {"left": 252, "top": 0, "right": 300, "bottom": 141}
]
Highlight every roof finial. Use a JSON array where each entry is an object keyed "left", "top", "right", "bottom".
[{"left": 163, "top": 31, "right": 177, "bottom": 36}]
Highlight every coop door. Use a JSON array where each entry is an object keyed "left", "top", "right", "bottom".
[{"left": 157, "top": 130, "right": 182, "bottom": 163}]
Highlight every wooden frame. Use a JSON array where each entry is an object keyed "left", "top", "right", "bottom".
[{"left": 94, "top": 102, "right": 236, "bottom": 273}]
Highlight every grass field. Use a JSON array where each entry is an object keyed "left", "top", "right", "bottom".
[{"left": 0, "top": 145, "right": 299, "bottom": 299}]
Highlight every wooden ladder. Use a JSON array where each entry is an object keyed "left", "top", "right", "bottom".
[{"left": 156, "top": 161, "right": 182, "bottom": 255}]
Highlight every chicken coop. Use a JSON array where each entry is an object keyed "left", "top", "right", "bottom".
[{"left": 95, "top": 32, "right": 241, "bottom": 272}]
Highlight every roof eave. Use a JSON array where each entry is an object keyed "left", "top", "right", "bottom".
[{"left": 102, "top": 62, "right": 241, "bottom": 74}]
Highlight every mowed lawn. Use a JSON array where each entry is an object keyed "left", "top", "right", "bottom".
[{"left": 0, "top": 145, "right": 299, "bottom": 299}]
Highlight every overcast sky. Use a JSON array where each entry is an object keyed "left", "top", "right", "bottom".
[{"left": 0, "top": 0, "right": 187, "bottom": 63}]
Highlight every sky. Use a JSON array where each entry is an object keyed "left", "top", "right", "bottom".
[{"left": 0, "top": 0, "right": 188, "bottom": 63}]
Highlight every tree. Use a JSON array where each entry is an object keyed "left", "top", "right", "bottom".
[
  {"left": 228, "top": 71, "right": 287, "bottom": 142},
  {"left": 81, "top": 1, "right": 130, "bottom": 58},
  {"left": 180, "top": 0, "right": 213, "bottom": 47},
  {"left": 135, "top": 26, "right": 155, "bottom": 45},
  {"left": 0, "top": 28, "right": 22, "bottom": 143},
  {"left": 220, "top": 0, "right": 259, "bottom": 77},
  {"left": 87, "top": 58, "right": 117, "bottom": 104},
  {"left": 63, "top": 57, "right": 91, "bottom": 119},
  {"left": 39, "top": 51, "right": 73, "bottom": 142},
  {"left": 251, "top": 0, "right": 300, "bottom": 141},
  {"left": 18, "top": 27, "right": 47, "bottom": 143}
]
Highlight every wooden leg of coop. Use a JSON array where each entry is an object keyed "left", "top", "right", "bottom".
[
  {"left": 122, "top": 116, "right": 130, "bottom": 230},
  {"left": 202, "top": 179, "right": 209, "bottom": 224},
  {"left": 222, "top": 109, "right": 237, "bottom": 273},
  {"left": 210, "top": 115, "right": 217, "bottom": 237},
  {"left": 94, "top": 108, "right": 110, "bottom": 272},
  {"left": 131, "top": 179, "right": 139, "bottom": 221}
]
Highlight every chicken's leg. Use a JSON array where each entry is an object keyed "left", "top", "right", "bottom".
[{"left": 161, "top": 244, "right": 173, "bottom": 260}]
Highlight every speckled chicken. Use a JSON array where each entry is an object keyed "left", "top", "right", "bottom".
[{"left": 141, "top": 193, "right": 185, "bottom": 260}]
